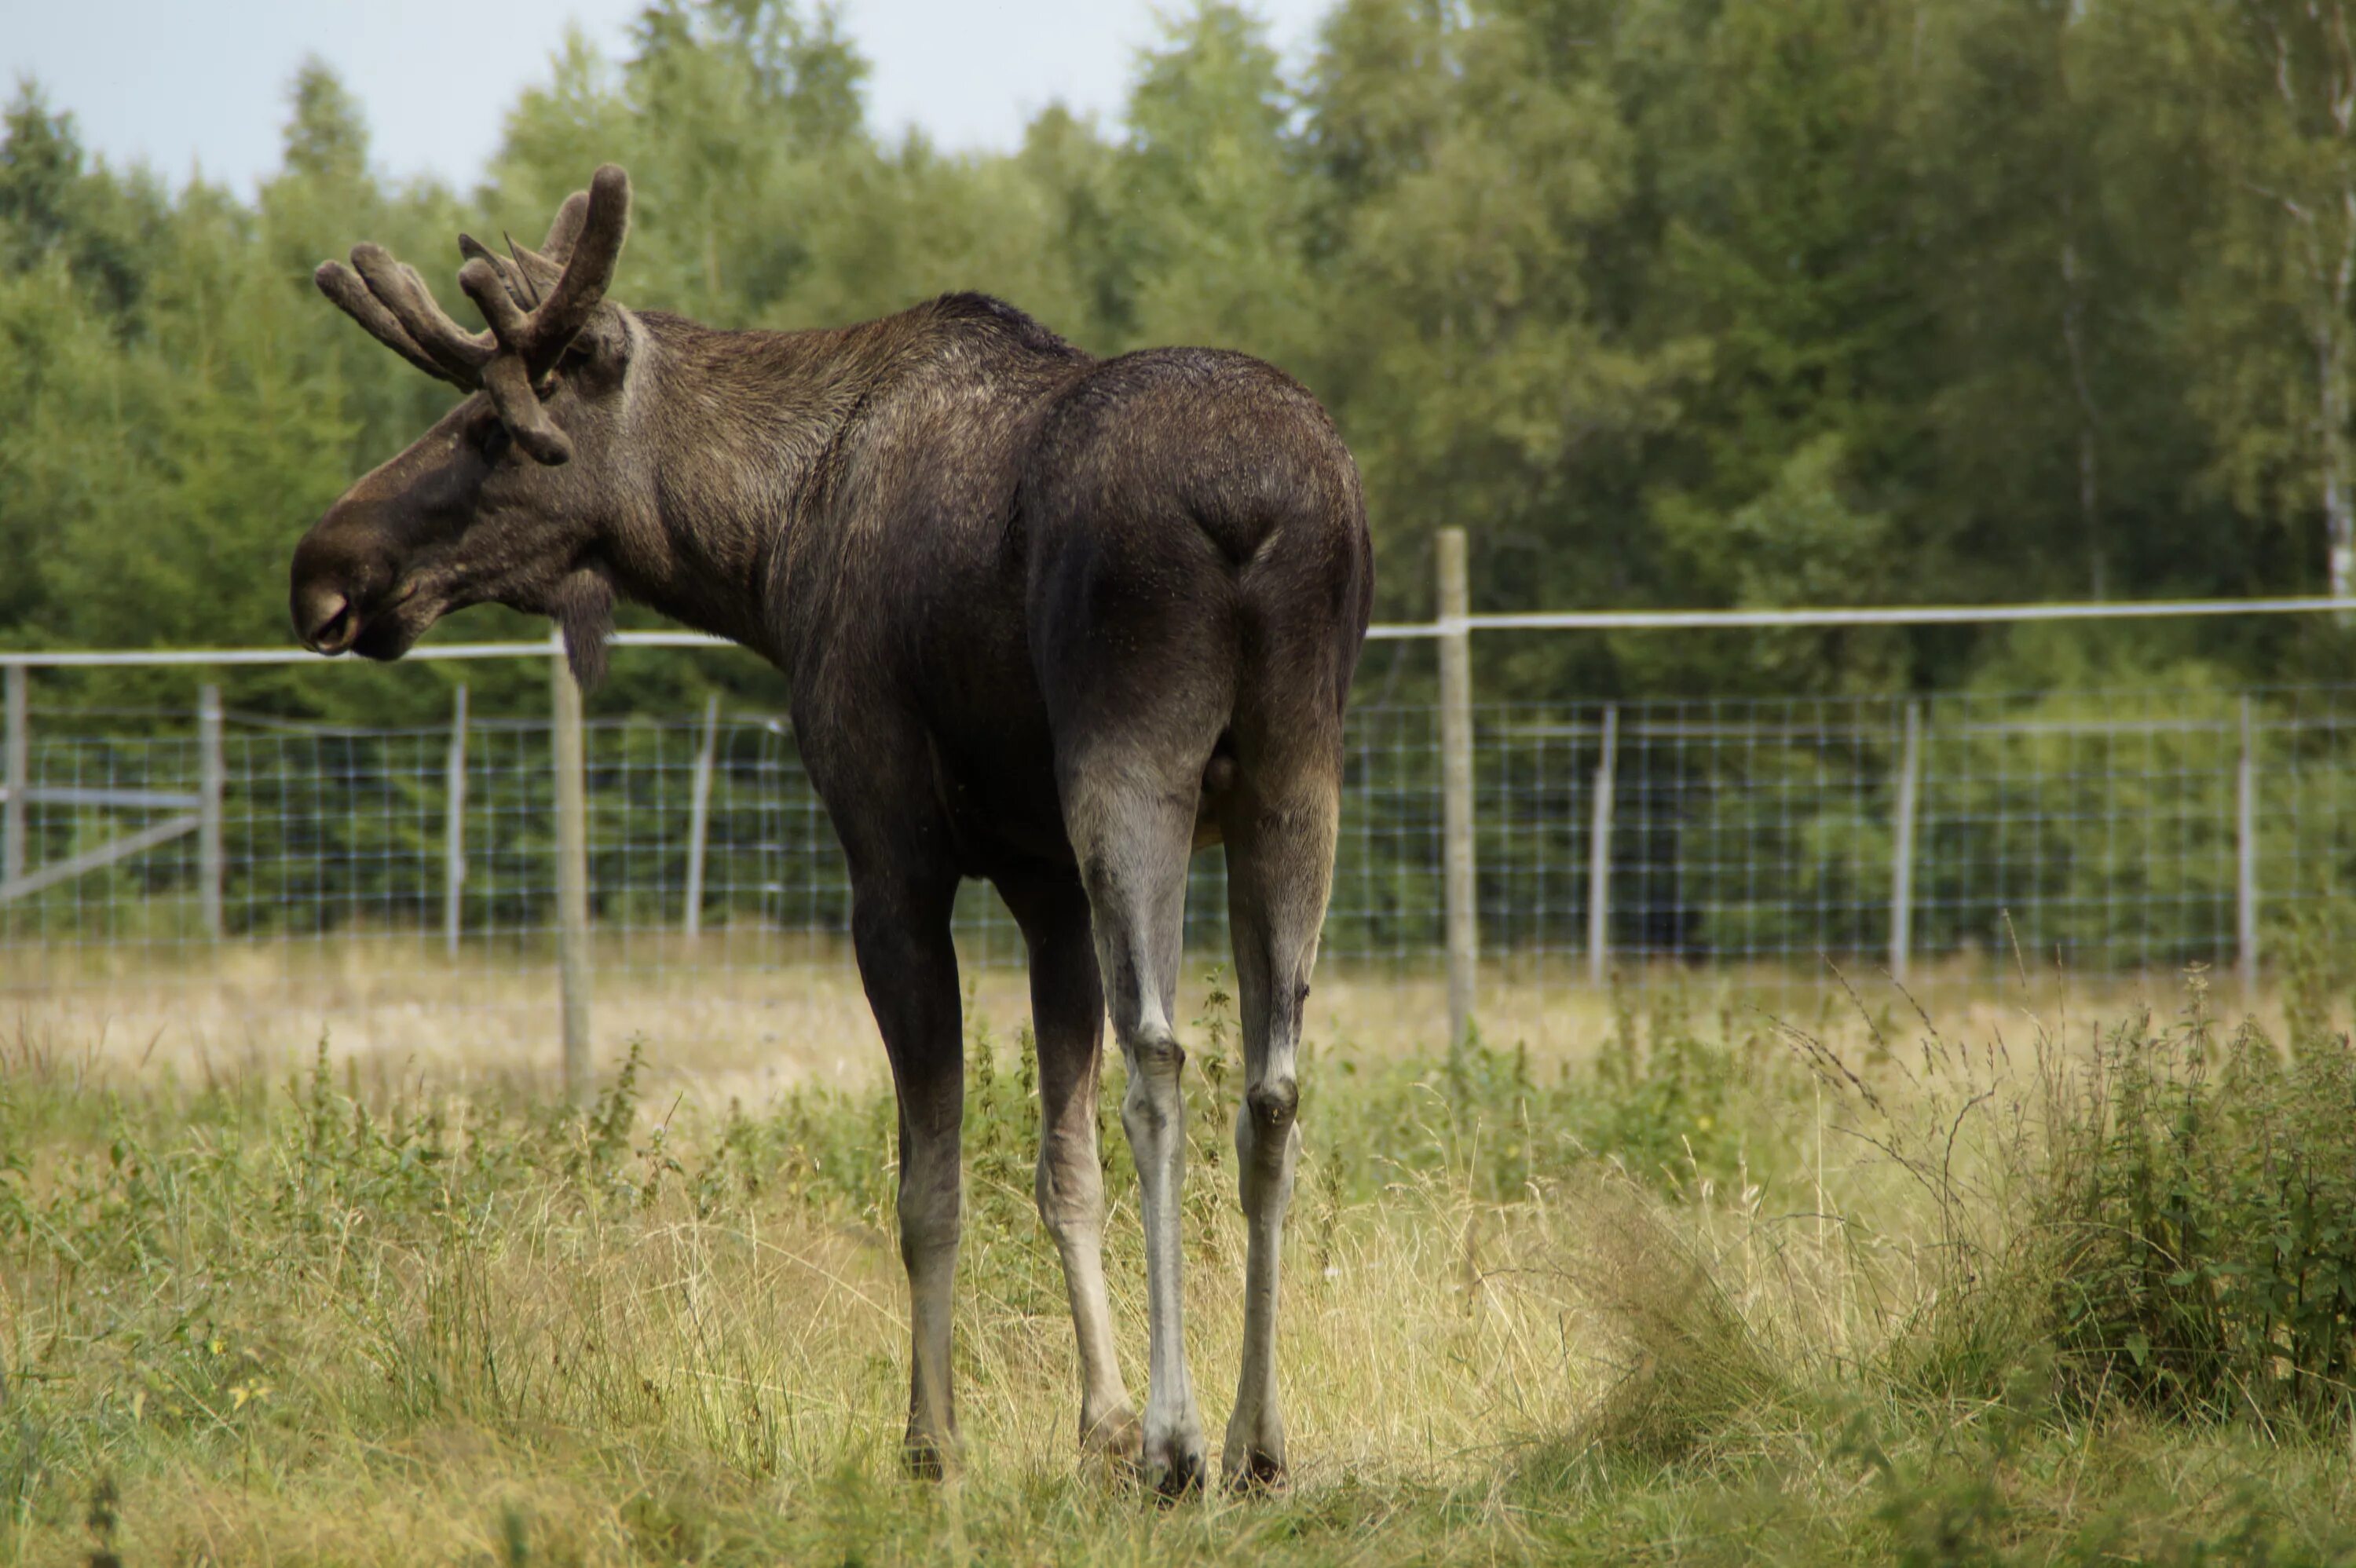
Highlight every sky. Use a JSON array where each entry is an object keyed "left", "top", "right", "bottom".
[{"left": 2, "top": 0, "right": 1333, "bottom": 195}]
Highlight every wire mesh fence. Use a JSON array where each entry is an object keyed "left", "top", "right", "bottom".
[{"left": 7, "top": 674, "right": 2356, "bottom": 1056}]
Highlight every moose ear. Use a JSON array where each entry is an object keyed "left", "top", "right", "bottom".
[{"left": 555, "top": 308, "right": 634, "bottom": 388}]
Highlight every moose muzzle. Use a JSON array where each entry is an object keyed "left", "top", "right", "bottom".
[{"left": 290, "top": 521, "right": 403, "bottom": 657}]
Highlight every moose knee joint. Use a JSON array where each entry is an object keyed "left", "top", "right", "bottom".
[
  {"left": 1246, "top": 1076, "right": 1299, "bottom": 1132},
  {"left": 1125, "top": 1029, "right": 1187, "bottom": 1081}
]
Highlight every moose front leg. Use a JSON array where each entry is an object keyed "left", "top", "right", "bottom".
[
  {"left": 851, "top": 865, "right": 966, "bottom": 1476},
  {"left": 1000, "top": 869, "right": 1141, "bottom": 1461}
]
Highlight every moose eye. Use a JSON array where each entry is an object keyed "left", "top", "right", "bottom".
[{"left": 476, "top": 421, "right": 511, "bottom": 464}]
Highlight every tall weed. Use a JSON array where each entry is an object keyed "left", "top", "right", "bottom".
[{"left": 2043, "top": 972, "right": 2356, "bottom": 1427}]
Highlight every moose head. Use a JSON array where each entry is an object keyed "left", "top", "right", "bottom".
[{"left": 291, "top": 166, "right": 641, "bottom": 684}]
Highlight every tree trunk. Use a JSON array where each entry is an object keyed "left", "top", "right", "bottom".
[
  {"left": 2244, "top": 0, "right": 2356, "bottom": 595},
  {"left": 2325, "top": 330, "right": 2355, "bottom": 598},
  {"left": 2061, "top": 225, "right": 2105, "bottom": 601}
]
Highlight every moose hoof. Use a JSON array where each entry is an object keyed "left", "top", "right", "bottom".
[
  {"left": 901, "top": 1429, "right": 958, "bottom": 1481},
  {"left": 1142, "top": 1430, "right": 1206, "bottom": 1502},
  {"left": 1223, "top": 1447, "right": 1288, "bottom": 1495},
  {"left": 1080, "top": 1402, "right": 1144, "bottom": 1464}
]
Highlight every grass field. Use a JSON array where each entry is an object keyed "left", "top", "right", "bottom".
[
  {"left": 0, "top": 931, "right": 2280, "bottom": 1086},
  {"left": 6, "top": 954, "right": 2356, "bottom": 1564}
]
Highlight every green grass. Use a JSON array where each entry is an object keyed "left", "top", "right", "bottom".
[{"left": 5, "top": 972, "right": 2354, "bottom": 1565}]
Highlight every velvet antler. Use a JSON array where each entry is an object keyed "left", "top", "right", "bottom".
[{"left": 313, "top": 165, "right": 632, "bottom": 466}]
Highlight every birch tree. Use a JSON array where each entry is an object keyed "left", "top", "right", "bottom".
[{"left": 2158, "top": 0, "right": 2356, "bottom": 597}]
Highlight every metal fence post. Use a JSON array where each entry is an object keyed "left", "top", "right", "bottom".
[
  {"left": 683, "top": 694, "right": 720, "bottom": 938},
  {"left": 1890, "top": 701, "right": 1922, "bottom": 985},
  {"left": 1587, "top": 705, "right": 1617, "bottom": 986},
  {"left": 444, "top": 685, "right": 468, "bottom": 957},
  {"left": 197, "top": 683, "right": 224, "bottom": 941},
  {"left": 3, "top": 665, "right": 25, "bottom": 888},
  {"left": 2238, "top": 694, "right": 2259, "bottom": 992},
  {"left": 1436, "top": 528, "right": 1477, "bottom": 1054},
  {"left": 552, "top": 638, "right": 593, "bottom": 1103}
]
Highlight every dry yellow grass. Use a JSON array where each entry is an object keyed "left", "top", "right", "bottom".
[
  {"left": 0, "top": 1093, "right": 1848, "bottom": 1562},
  {"left": 0, "top": 930, "right": 2285, "bottom": 1105},
  {"left": 5, "top": 949, "right": 2352, "bottom": 1564}
]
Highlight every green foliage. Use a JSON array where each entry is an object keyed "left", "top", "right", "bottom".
[
  {"left": 2043, "top": 976, "right": 2356, "bottom": 1428},
  {"left": 1650, "top": 437, "right": 1908, "bottom": 692},
  {"left": 1758, "top": 944, "right": 2356, "bottom": 1449},
  {"left": 1297, "top": 981, "right": 1778, "bottom": 1208},
  {"left": 2, "top": 0, "right": 2352, "bottom": 719}
]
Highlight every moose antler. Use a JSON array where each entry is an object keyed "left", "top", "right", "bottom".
[{"left": 314, "top": 165, "right": 631, "bottom": 466}]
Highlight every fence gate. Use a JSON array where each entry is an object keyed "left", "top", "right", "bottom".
[{"left": 0, "top": 671, "right": 225, "bottom": 937}]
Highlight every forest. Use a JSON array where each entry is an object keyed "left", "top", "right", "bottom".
[{"left": 5, "top": 0, "right": 2356, "bottom": 722}]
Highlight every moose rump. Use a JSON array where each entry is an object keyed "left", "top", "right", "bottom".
[
  {"left": 1019, "top": 348, "right": 1371, "bottom": 1490},
  {"left": 1026, "top": 346, "right": 1369, "bottom": 855}
]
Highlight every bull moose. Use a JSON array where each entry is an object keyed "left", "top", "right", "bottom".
[{"left": 289, "top": 166, "right": 1374, "bottom": 1494}]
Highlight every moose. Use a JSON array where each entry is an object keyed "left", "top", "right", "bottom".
[{"left": 290, "top": 166, "right": 1373, "bottom": 1494}]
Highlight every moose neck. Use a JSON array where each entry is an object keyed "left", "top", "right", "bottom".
[{"left": 601, "top": 313, "right": 893, "bottom": 664}]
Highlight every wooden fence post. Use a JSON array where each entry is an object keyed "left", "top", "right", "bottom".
[
  {"left": 1437, "top": 528, "right": 1477, "bottom": 1057},
  {"left": 3, "top": 665, "right": 25, "bottom": 889},
  {"left": 684, "top": 694, "right": 720, "bottom": 938},
  {"left": 1890, "top": 701, "right": 1922, "bottom": 985},
  {"left": 552, "top": 639, "right": 593, "bottom": 1104},
  {"left": 197, "top": 683, "right": 224, "bottom": 941},
  {"left": 444, "top": 685, "right": 468, "bottom": 957},
  {"left": 1588, "top": 705, "right": 1617, "bottom": 987},
  {"left": 2238, "top": 695, "right": 2259, "bottom": 993}
]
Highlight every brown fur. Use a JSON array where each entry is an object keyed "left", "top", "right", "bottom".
[{"left": 291, "top": 169, "right": 1374, "bottom": 1493}]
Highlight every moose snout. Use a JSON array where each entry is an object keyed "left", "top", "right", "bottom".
[
  {"left": 296, "top": 586, "right": 357, "bottom": 655},
  {"left": 290, "top": 524, "right": 398, "bottom": 656}
]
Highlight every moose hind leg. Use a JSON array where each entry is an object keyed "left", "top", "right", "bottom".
[
  {"left": 1063, "top": 750, "right": 1209, "bottom": 1496},
  {"left": 850, "top": 864, "right": 966, "bottom": 1476},
  {"left": 998, "top": 868, "right": 1140, "bottom": 1460},
  {"left": 1219, "top": 740, "right": 1343, "bottom": 1490}
]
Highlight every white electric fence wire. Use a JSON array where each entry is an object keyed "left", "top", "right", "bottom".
[{"left": 0, "top": 593, "right": 2347, "bottom": 667}]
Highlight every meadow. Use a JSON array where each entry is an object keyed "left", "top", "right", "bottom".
[{"left": 5, "top": 953, "right": 2355, "bottom": 1565}]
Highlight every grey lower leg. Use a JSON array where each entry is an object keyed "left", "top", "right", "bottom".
[
  {"left": 1070, "top": 771, "right": 1205, "bottom": 1494},
  {"left": 1012, "top": 876, "right": 1139, "bottom": 1454},
  {"left": 1037, "top": 1120, "right": 1136, "bottom": 1452},
  {"left": 1121, "top": 1020, "right": 1202, "bottom": 1489},
  {"left": 1225, "top": 932, "right": 1301, "bottom": 1488},
  {"left": 1224, "top": 1021, "right": 1301, "bottom": 1486},
  {"left": 1220, "top": 779, "right": 1337, "bottom": 1489}
]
